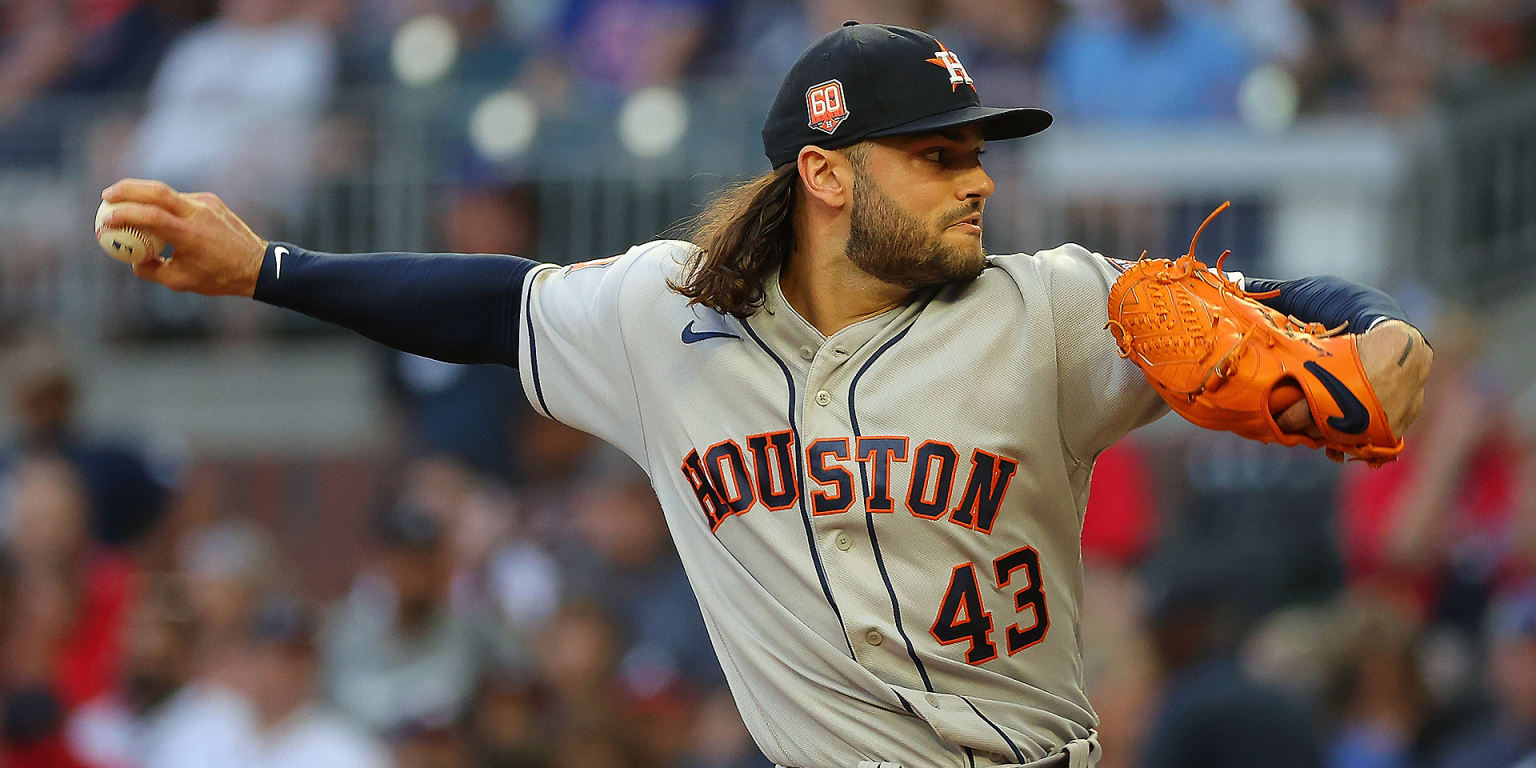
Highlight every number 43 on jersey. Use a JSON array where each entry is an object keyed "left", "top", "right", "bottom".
[{"left": 931, "top": 546, "right": 1049, "bottom": 665}]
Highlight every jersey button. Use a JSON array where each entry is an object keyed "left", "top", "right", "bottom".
[
  {"left": 814, "top": 390, "right": 832, "bottom": 406},
  {"left": 865, "top": 629, "right": 883, "bottom": 646},
  {"left": 799, "top": 346, "right": 815, "bottom": 360},
  {"left": 834, "top": 532, "right": 852, "bottom": 550}
]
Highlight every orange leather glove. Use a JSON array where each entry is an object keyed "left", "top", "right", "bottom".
[{"left": 1105, "top": 202, "right": 1403, "bottom": 466}]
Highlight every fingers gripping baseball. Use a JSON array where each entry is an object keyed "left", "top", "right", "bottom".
[
  {"left": 100, "top": 179, "right": 267, "bottom": 298},
  {"left": 1274, "top": 400, "right": 1322, "bottom": 440}
]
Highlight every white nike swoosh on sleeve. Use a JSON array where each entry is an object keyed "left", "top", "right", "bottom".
[{"left": 274, "top": 246, "right": 288, "bottom": 279}]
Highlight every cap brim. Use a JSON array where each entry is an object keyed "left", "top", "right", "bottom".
[{"left": 867, "top": 105, "right": 1053, "bottom": 142}]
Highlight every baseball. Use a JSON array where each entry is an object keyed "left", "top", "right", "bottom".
[{"left": 94, "top": 200, "right": 167, "bottom": 264}]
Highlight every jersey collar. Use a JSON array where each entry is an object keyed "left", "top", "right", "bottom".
[{"left": 756, "top": 268, "right": 914, "bottom": 363}]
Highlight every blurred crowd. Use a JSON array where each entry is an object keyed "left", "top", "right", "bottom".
[
  {"left": 0, "top": 300, "right": 1534, "bottom": 768},
  {"left": 6, "top": 0, "right": 1535, "bottom": 123},
  {"left": 2, "top": 1, "right": 1536, "bottom": 768},
  {"left": 2, "top": 0, "right": 1534, "bottom": 217},
  {"left": 0, "top": 336, "right": 760, "bottom": 768},
  {"left": 0, "top": 0, "right": 1529, "bottom": 337},
  {"left": 2, "top": 0, "right": 1532, "bottom": 339}
]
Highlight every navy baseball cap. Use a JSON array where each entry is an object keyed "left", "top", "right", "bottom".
[{"left": 762, "top": 21, "right": 1054, "bottom": 168}]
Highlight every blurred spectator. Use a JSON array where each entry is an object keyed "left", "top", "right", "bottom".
[
  {"left": 1046, "top": 0, "right": 1255, "bottom": 124},
  {"left": 381, "top": 187, "right": 537, "bottom": 483},
  {"left": 0, "top": 0, "right": 75, "bottom": 167},
  {"left": 1323, "top": 596, "right": 1432, "bottom": 768},
  {"left": 66, "top": 575, "right": 251, "bottom": 768},
  {"left": 453, "top": 0, "right": 532, "bottom": 88},
  {"left": 549, "top": 722, "right": 652, "bottom": 768},
  {"left": 127, "top": 0, "right": 337, "bottom": 232},
  {"left": 1433, "top": 588, "right": 1536, "bottom": 768},
  {"left": 175, "top": 519, "right": 286, "bottom": 687},
  {"left": 1080, "top": 564, "right": 1156, "bottom": 768},
  {"left": 1287, "top": 0, "right": 1470, "bottom": 120},
  {"left": 0, "top": 0, "right": 72, "bottom": 122},
  {"left": 679, "top": 688, "right": 770, "bottom": 768},
  {"left": 390, "top": 713, "right": 472, "bottom": 768},
  {"left": 321, "top": 499, "right": 497, "bottom": 733},
  {"left": 1081, "top": 438, "right": 1156, "bottom": 567},
  {"left": 1339, "top": 3, "right": 1439, "bottom": 120},
  {"left": 1337, "top": 311, "right": 1528, "bottom": 635},
  {"left": 229, "top": 595, "right": 389, "bottom": 768},
  {"left": 467, "top": 671, "right": 548, "bottom": 767},
  {"left": 1137, "top": 577, "right": 1323, "bottom": 768},
  {"left": 517, "top": 418, "right": 599, "bottom": 505},
  {"left": 2, "top": 456, "right": 137, "bottom": 712},
  {"left": 4, "top": 684, "right": 85, "bottom": 768},
  {"left": 1211, "top": 0, "right": 1310, "bottom": 70},
  {"left": 547, "top": 0, "right": 725, "bottom": 93},
  {"left": 58, "top": 0, "right": 216, "bottom": 97},
  {"left": 560, "top": 471, "right": 718, "bottom": 689},
  {"left": 531, "top": 600, "right": 657, "bottom": 764},
  {"left": 732, "top": 0, "right": 932, "bottom": 79},
  {"left": 2, "top": 341, "right": 175, "bottom": 548},
  {"left": 1147, "top": 431, "right": 1344, "bottom": 626},
  {"left": 391, "top": 454, "right": 561, "bottom": 636},
  {"left": 806, "top": 0, "right": 930, "bottom": 31},
  {"left": 1243, "top": 603, "right": 1337, "bottom": 712},
  {"left": 395, "top": 455, "right": 491, "bottom": 566},
  {"left": 339, "top": 0, "right": 532, "bottom": 92},
  {"left": 483, "top": 512, "right": 563, "bottom": 637}
]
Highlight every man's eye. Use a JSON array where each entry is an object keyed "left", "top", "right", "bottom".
[{"left": 924, "top": 149, "right": 944, "bottom": 162}]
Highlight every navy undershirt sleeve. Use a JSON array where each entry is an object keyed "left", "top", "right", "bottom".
[
  {"left": 1246, "top": 274, "right": 1409, "bottom": 334},
  {"left": 251, "top": 242, "right": 539, "bottom": 366}
]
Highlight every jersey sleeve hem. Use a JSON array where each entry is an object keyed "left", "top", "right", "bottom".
[
  {"left": 517, "top": 264, "right": 561, "bottom": 419},
  {"left": 513, "top": 244, "right": 661, "bottom": 466}
]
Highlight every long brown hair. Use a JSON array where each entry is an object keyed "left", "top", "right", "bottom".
[{"left": 670, "top": 163, "right": 800, "bottom": 318}]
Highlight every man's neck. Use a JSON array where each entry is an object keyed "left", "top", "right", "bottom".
[{"left": 779, "top": 246, "right": 909, "bottom": 337}]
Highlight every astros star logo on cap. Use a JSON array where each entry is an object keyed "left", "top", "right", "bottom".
[{"left": 926, "top": 40, "right": 975, "bottom": 92}]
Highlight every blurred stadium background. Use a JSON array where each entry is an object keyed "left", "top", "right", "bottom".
[{"left": 0, "top": 0, "right": 1534, "bottom": 766}]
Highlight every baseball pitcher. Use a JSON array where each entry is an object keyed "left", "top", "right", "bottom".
[{"left": 98, "top": 22, "right": 1431, "bottom": 768}]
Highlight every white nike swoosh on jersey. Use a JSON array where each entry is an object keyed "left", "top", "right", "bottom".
[{"left": 274, "top": 246, "right": 288, "bottom": 279}]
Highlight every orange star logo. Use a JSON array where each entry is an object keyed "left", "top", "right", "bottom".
[{"left": 926, "top": 40, "right": 975, "bottom": 92}]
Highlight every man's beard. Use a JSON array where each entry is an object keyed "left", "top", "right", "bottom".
[{"left": 845, "top": 176, "right": 987, "bottom": 290}]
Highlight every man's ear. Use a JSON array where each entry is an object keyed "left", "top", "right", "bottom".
[{"left": 796, "top": 145, "right": 855, "bottom": 210}]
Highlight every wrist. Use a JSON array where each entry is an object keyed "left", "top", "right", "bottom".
[{"left": 241, "top": 239, "right": 269, "bottom": 298}]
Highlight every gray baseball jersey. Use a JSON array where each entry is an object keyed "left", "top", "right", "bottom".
[{"left": 516, "top": 240, "right": 1167, "bottom": 768}]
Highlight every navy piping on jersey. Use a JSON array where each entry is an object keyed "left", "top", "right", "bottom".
[
  {"left": 847, "top": 319, "right": 936, "bottom": 694},
  {"left": 740, "top": 318, "right": 855, "bottom": 657},
  {"left": 524, "top": 268, "right": 552, "bottom": 418},
  {"left": 963, "top": 698, "right": 1026, "bottom": 763},
  {"left": 965, "top": 747, "right": 976, "bottom": 768}
]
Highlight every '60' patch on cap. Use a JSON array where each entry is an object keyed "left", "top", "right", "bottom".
[{"left": 806, "top": 80, "right": 849, "bottom": 135}]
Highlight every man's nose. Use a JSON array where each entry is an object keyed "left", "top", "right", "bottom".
[{"left": 960, "top": 166, "right": 995, "bottom": 201}]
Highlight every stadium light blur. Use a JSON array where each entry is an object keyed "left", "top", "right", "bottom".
[
  {"left": 1239, "top": 65, "right": 1300, "bottom": 135},
  {"left": 469, "top": 90, "right": 539, "bottom": 161},
  {"left": 392, "top": 15, "right": 459, "bottom": 87},
  {"left": 618, "top": 87, "right": 689, "bottom": 159}
]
